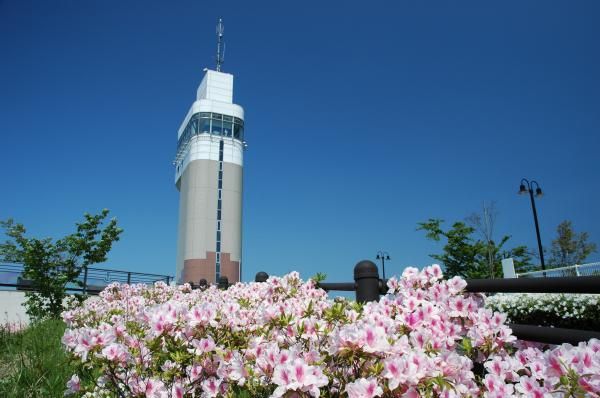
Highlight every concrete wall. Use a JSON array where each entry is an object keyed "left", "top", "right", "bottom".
[
  {"left": 176, "top": 159, "right": 243, "bottom": 284},
  {"left": 0, "top": 291, "right": 30, "bottom": 325},
  {"left": 221, "top": 161, "right": 243, "bottom": 260},
  {"left": 0, "top": 291, "right": 101, "bottom": 327}
]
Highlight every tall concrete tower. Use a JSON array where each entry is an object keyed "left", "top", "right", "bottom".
[{"left": 174, "top": 19, "right": 244, "bottom": 284}]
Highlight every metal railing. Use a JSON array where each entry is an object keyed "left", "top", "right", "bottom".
[
  {"left": 517, "top": 262, "right": 600, "bottom": 278},
  {"left": 0, "top": 263, "right": 173, "bottom": 295},
  {"left": 253, "top": 261, "right": 600, "bottom": 345}
]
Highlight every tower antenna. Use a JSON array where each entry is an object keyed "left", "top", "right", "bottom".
[{"left": 216, "top": 18, "right": 225, "bottom": 72}]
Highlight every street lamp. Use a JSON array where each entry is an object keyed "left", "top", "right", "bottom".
[
  {"left": 519, "top": 179, "right": 545, "bottom": 271},
  {"left": 376, "top": 251, "right": 390, "bottom": 280}
]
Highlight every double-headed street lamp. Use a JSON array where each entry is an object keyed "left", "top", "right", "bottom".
[
  {"left": 376, "top": 251, "right": 390, "bottom": 280},
  {"left": 519, "top": 179, "right": 545, "bottom": 271}
]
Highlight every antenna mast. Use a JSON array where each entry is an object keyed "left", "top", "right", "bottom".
[{"left": 216, "top": 18, "right": 225, "bottom": 72}]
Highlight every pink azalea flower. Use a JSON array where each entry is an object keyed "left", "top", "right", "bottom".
[
  {"left": 100, "top": 343, "right": 129, "bottom": 364},
  {"left": 65, "top": 374, "right": 80, "bottom": 394},
  {"left": 201, "top": 377, "right": 221, "bottom": 398},
  {"left": 144, "top": 378, "right": 168, "bottom": 398},
  {"left": 345, "top": 377, "right": 383, "bottom": 398},
  {"left": 171, "top": 382, "right": 184, "bottom": 398}
]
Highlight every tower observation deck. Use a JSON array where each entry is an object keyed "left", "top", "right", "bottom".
[{"left": 174, "top": 26, "right": 245, "bottom": 284}]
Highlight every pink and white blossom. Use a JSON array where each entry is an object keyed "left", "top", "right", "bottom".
[{"left": 60, "top": 268, "right": 600, "bottom": 397}]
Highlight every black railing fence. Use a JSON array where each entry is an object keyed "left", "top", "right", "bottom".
[
  {"left": 0, "top": 263, "right": 173, "bottom": 295},
  {"left": 251, "top": 260, "right": 600, "bottom": 345}
]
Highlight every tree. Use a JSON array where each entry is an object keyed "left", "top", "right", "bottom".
[
  {"left": 548, "top": 220, "right": 597, "bottom": 267},
  {"left": 466, "top": 202, "right": 499, "bottom": 278},
  {"left": 417, "top": 219, "right": 486, "bottom": 279},
  {"left": 0, "top": 210, "right": 123, "bottom": 321},
  {"left": 418, "top": 216, "right": 533, "bottom": 279},
  {"left": 465, "top": 202, "right": 536, "bottom": 276}
]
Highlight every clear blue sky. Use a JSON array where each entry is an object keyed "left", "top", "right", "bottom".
[{"left": 1, "top": 1, "right": 599, "bottom": 283}]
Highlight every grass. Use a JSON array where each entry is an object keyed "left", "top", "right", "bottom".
[{"left": 0, "top": 319, "right": 74, "bottom": 398}]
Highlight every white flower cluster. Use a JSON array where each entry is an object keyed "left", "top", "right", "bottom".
[{"left": 485, "top": 293, "right": 600, "bottom": 324}]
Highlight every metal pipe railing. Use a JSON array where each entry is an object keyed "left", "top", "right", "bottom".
[
  {"left": 464, "top": 276, "right": 600, "bottom": 294},
  {"left": 0, "top": 263, "right": 173, "bottom": 295}
]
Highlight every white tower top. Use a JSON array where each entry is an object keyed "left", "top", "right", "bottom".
[
  {"left": 197, "top": 69, "right": 233, "bottom": 103},
  {"left": 176, "top": 70, "right": 244, "bottom": 142}
]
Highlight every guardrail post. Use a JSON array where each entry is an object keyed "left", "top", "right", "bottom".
[
  {"left": 354, "top": 260, "right": 380, "bottom": 303},
  {"left": 218, "top": 276, "right": 229, "bottom": 290},
  {"left": 83, "top": 266, "right": 88, "bottom": 294},
  {"left": 199, "top": 279, "right": 208, "bottom": 290},
  {"left": 127, "top": 272, "right": 131, "bottom": 284},
  {"left": 255, "top": 271, "right": 269, "bottom": 282},
  {"left": 575, "top": 264, "right": 580, "bottom": 277}
]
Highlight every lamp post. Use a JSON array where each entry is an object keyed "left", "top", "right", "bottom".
[
  {"left": 519, "top": 179, "right": 545, "bottom": 271},
  {"left": 376, "top": 251, "right": 390, "bottom": 280}
]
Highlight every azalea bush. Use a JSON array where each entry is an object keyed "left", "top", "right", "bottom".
[
  {"left": 486, "top": 293, "right": 600, "bottom": 331},
  {"left": 61, "top": 266, "right": 600, "bottom": 397}
]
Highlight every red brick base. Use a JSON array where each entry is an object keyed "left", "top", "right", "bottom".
[{"left": 182, "top": 252, "right": 240, "bottom": 284}]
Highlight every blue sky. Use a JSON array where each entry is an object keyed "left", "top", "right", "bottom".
[{"left": 1, "top": 0, "right": 599, "bottom": 283}]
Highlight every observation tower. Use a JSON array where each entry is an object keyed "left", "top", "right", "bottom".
[{"left": 174, "top": 19, "right": 245, "bottom": 284}]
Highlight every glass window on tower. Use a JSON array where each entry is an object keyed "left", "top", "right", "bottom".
[
  {"left": 222, "top": 115, "right": 233, "bottom": 137},
  {"left": 212, "top": 119, "right": 223, "bottom": 136},
  {"left": 182, "top": 126, "right": 189, "bottom": 144},
  {"left": 233, "top": 123, "right": 243, "bottom": 140},
  {"left": 222, "top": 121, "right": 233, "bottom": 137},
  {"left": 198, "top": 117, "right": 210, "bottom": 134},
  {"left": 183, "top": 128, "right": 190, "bottom": 146}
]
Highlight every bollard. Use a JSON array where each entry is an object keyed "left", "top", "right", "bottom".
[
  {"left": 354, "top": 260, "right": 380, "bottom": 303},
  {"left": 218, "top": 276, "right": 229, "bottom": 290},
  {"left": 255, "top": 271, "right": 269, "bottom": 282}
]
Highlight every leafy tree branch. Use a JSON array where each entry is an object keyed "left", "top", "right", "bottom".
[{"left": 0, "top": 209, "right": 123, "bottom": 321}]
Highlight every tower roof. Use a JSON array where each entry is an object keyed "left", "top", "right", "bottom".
[{"left": 197, "top": 69, "right": 234, "bottom": 104}]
